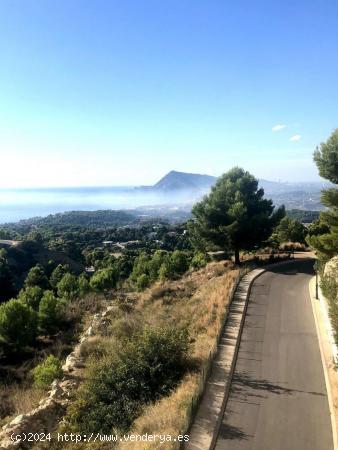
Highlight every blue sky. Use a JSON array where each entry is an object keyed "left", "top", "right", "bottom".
[{"left": 0, "top": 0, "right": 337, "bottom": 187}]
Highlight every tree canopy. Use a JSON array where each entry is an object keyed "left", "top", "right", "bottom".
[
  {"left": 314, "top": 129, "right": 338, "bottom": 184},
  {"left": 24, "top": 264, "right": 49, "bottom": 290},
  {"left": 189, "top": 167, "right": 285, "bottom": 263},
  {"left": 90, "top": 267, "right": 119, "bottom": 293},
  {"left": 308, "top": 129, "right": 338, "bottom": 259},
  {"left": 0, "top": 299, "right": 37, "bottom": 352},
  {"left": 275, "top": 216, "right": 307, "bottom": 244},
  {"left": 0, "top": 249, "right": 15, "bottom": 303}
]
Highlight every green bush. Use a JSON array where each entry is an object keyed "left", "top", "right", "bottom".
[
  {"left": 170, "top": 250, "right": 190, "bottom": 275},
  {"left": 129, "top": 326, "right": 189, "bottom": 398},
  {"left": 136, "top": 273, "right": 150, "bottom": 291},
  {"left": 191, "top": 252, "right": 210, "bottom": 269},
  {"left": 158, "top": 260, "right": 174, "bottom": 281},
  {"left": 90, "top": 267, "right": 118, "bottom": 293},
  {"left": 32, "top": 355, "right": 63, "bottom": 389},
  {"left": 69, "top": 326, "right": 189, "bottom": 434},
  {"left": 158, "top": 251, "right": 190, "bottom": 281}
]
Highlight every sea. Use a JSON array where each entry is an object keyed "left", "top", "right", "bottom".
[{"left": 0, "top": 187, "right": 167, "bottom": 224}]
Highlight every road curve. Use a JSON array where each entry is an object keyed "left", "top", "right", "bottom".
[{"left": 215, "top": 259, "right": 334, "bottom": 450}]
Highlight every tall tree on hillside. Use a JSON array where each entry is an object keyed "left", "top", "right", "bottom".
[
  {"left": 308, "top": 129, "right": 338, "bottom": 259},
  {"left": 189, "top": 167, "right": 285, "bottom": 264},
  {"left": 25, "top": 264, "right": 49, "bottom": 290}
]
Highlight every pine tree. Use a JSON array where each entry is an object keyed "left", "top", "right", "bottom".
[
  {"left": 189, "top": 167, "right": 285, "bottom": 264},
  {"left": 308, "top": 129, "right": 338, "bottom": 259}
]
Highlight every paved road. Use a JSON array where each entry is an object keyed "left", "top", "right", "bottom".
[{"left": 215, "top": 259, "right": 334, "bottom": 450}]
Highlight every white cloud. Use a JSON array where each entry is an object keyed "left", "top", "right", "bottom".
[
  {"left": 290, "top": 134, "right": 302, "bottom": 141},
  {"left": 272, "top": 124, "right": 287, "bottom": 132}
]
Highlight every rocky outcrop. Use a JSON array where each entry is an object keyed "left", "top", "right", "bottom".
[{"left": 0, "top": 305, "right": 114, "bottom": 449}]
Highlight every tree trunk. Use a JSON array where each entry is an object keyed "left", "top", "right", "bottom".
[{"left": 234, "top": 248, "right": 240, "bottom": 265}]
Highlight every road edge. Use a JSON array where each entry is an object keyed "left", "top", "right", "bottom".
[
  {"left": 186, "top": 258, "right": 310, "bottom": 450},
  {"left": 309, "top": 277, "right": 338, "bottom": 450}
]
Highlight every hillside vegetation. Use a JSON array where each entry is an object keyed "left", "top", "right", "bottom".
[{"left": 35, "top": 260, "right": 239, "bottom": 450}]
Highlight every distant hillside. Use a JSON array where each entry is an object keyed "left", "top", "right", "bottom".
[
  {"left": 146, "top": 170, "right": 327, "bottom": 196},
  {"left": 259, "top": 179, "right": 328, "bottom": 194},
  {"left": 7, "top": 210, "right": 139, "bottom": 229},
  {"left": 286, "top": 209, "right": 320, "bottom": 223},
  {"left": 153, "top": 170, "right": 216, "bottom": 191},
  {"left": 141, "top": 171, "right": 327, "bottom": 211}
]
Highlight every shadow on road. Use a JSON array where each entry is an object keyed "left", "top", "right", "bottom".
[
  {"left": 231, "top": 372, "right": 325, "bottom": 398},
  {"left": 218, "top": 422, "right": 251, "bottom": 441},
  {"left": 219, "top": 371, "right": 325, "bottom": 443},
  {"left": 265, "top": 258, "right": 315, "bottom": 276}
]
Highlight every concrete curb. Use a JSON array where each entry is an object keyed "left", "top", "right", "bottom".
[
  {"left": 186, "top": 258, "right": 311, "bottom": 450},
  {"left": 309, "top": 277, "right": 338, "bottom": 450}
]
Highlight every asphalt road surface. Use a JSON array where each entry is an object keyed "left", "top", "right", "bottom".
[{"left": 215, "top": 259, "right": 334, "bottom": 450}]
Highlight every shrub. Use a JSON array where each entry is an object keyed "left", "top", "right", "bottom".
[
  {"left": 159, "top": 260, "right": 174, "bottom": 281},
  {"left": 31, "top": 355, "right": 63, "bottom": 389},
  {"left": 129, "top": 326, "right": 189, "bottom": 398},
  {"left": 136, "top": 274, "right": 150, "bottom": 291},
  {"left": 170, "top": 250, "right": 190, "bottom": 275},
  {"left": 69, "top": 326, "right": 189, "bottom": 434},
  {"left": 191, "top": 252, "right": 210, "bottom": 269},
  {"left": 279, "top": 242, "right": 306, "bottom": 252},
  {"left": 90, "top": 267, "right": 118, "bottom": 293}
]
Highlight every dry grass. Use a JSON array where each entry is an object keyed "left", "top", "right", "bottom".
[
  {"left": 50, "top": 261, "right": 241, "bottom": 450},
  {"left": 115, "top": 261, "right": 240, "bottom": 449},
  {"left": 0, "top": 383, "right": 43, "bottom": 426},
  {"left": 119, "top": 373, "right": 200, "bottom": 450},
  {"left": 9, "top": 384, "right": 43, "bottom": 414},
  {"left": 279, "top": 242, "right": 307, "bottom": 251}
]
